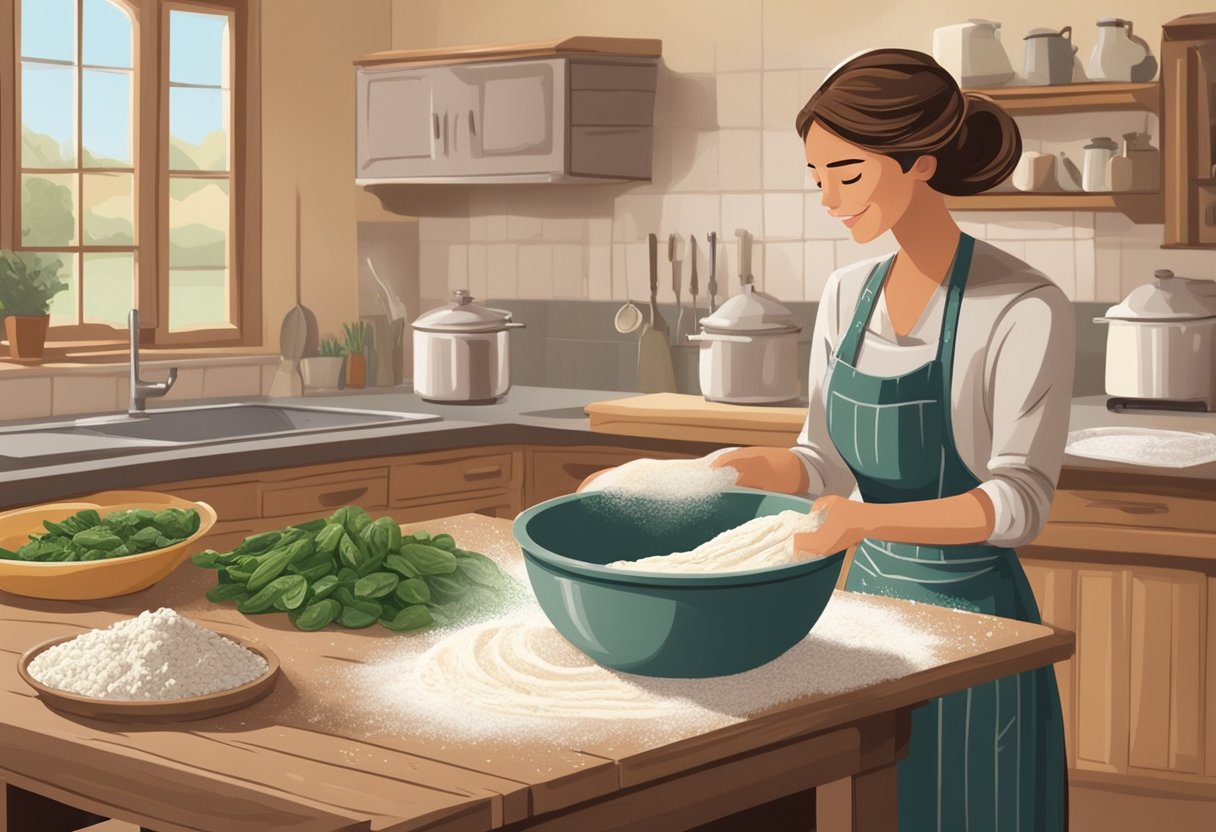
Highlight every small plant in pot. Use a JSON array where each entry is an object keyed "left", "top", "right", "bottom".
[
  {"left": 300, "top": 337, "right": 346, "bottom": 390},
  {"left": 0, "top": 250, "right": 67, "bottom": 360},
  {"left": 343, "top": 320, "right": 368, "bottom": 389}
]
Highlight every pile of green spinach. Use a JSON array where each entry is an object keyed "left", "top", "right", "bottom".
[{"left": 192, "top": 505, "right": 522, "bottom": 632}]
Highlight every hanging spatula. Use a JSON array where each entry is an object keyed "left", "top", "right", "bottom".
[{"left": 637, "top": 233, "right": 677, "bottom": 393}]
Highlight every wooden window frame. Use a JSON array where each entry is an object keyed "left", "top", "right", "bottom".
[{"left": 0, "top": 0, "right": 261, "bottom": 349}]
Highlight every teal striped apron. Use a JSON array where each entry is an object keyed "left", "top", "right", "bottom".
[{"left": 827, "top": 234, "right": 1067, "bottom": 831}]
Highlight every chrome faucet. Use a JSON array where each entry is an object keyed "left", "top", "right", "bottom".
[{"left": 128, "top": 308, "right": 177, "bottom": 415}]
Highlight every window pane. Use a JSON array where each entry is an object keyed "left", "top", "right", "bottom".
[
  {"left": 21, "top": 0, "right": 76, "bottom": 63},
  {"left": 83, "top": 172, "right": 133, "bottom": 245},
  {"left": 169, "top": 87, "right": 229, "bottom": 171},
  {"left": 82, "top": 69, "right": 132, "bottom": 167},
  {"left": 18, "top": 253, "right": 79, "bottom": 326},
  {"left": 169, "top": 10, "right": 229, "bottom": 88},
  {"left": 83, "top": 0, "right": 133, "bottom": 69},
  {"left": 82, "top": 252, "right": 133, "bottom": 327},
  {"left": 21, "top": 62, "right": 76, "bottom": 168},
  {"left": 21, "top": 174, "right": 78, "bottom": 246},
  {"left": 169, "top": 178, "right": 228, "bottom": 267},
  {"left": 169, "top": 269, "right": 229, "bottom": 330}
]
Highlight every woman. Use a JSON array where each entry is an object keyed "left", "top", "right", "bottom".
[{"left": 713, "top": 49, "right": 1072, "bottom": 830}]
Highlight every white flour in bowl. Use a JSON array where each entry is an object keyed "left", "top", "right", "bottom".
[
  {"left": 27, "top": 608, "right": 268, "bottom": 701},
  {"left": 582, "top": 455, "right": 741, "bottom": 533},
  {"left": 340, "top": 592, "right": 944, "bottom": 746},
  {"left": 605, "top": 509, "right": 827, "bottom": 573}
]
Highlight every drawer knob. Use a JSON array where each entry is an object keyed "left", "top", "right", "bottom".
[{"left": 318, "top": 487, "right": 369, "bottom": 507}]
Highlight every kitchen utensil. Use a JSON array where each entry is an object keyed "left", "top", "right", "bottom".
[
  {"left": 1056, "top": 153, "right": 1082, "bottom": 191},
  {"left": 1012, "top": 151, "right": 1056, "bottom": 191},
  {"left": 0, "top": 491, "right": 217, "bottom": 600},
  {"left": 932, "top": 20, "right": 1016, "bottom": 88},
  {"left": 1082, "top": 137, "right": 1119, "bottom": 191},
  {"left": 1023, "top": 26, "right": 1077, "bottom": 85},
  {"left": 1087, "top": 18, "right": 1157, "bottom": 82},
  {"left": 689, "top": 235, "right": 699, "bottom": 340},
  {"left": 365, "top": 257, "right": 408, "bottom": 385},
  {"left": 411, "top": 290, "right": 525, "bottom": 403},
  {"left": 613, "top": 300, "right": 643, "bottom": 334},
  {"left": 363, "top": 314, "right": 404, "bottom": 387},
  {"left": 1108, "top": 131, "right": 1160, "bottom": 192},
  {"left": 707, "top": 231, "right": 719, "bottom": 314},
  {"left": 689, "top": 283, "right": 803, "bottom": 404},
  {"left": 513, "top": 489, "right": 845, "bottom": 678},
  {"left": 668, "top": 233, "right": 682, "bottom": 346},
  {"left": 270, "top": 189, "right": 311, "bottom": 398},
  {"left": 735, "top": 228, "right": 753, "bottom": 285},
  {"left": 19, "top": 630, "right": 279, "bottom": 720},
  {"left": 1094, "top": 269, "right": 1216, "bottom": 408},
  {"left": 637, "top": 233, "right": 677, "bottom": 393}
]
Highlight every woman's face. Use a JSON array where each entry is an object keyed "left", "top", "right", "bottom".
[{"left": 804, "top": 122, "right": 933, "bottom": 244}]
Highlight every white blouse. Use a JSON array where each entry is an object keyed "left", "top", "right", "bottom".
[{"left": 791, "top": 239, "right": 1076, "bottom": 548}]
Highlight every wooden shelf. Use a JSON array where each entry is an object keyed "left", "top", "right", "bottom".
[
  {"left": 945, "top": 190, "right": 1162, "bottom": 223},
  {"left": 965, "top": 82, "right": 1160, "bottom": 115},
  {"left": 356, "top": 36, "right": 662, "bottom": 68}
]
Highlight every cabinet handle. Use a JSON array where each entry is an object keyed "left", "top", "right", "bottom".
[
  {"left": 318, "top": 486, "right": 369, "bottom": 507},
  {"left": 1087, "top": 497, "right": 1169, "bottom": 515},
  {"left": 432, "top": 112, "right": 440, "bottom": 140},
  {"left": 443, "top": 111, "right": 449, "bottom": 156},
  {"left": 464, "top": 465, "right": 504, "bottom": 481},
  {"left": 468, "top": 108, "right": 476, "bottom": 136}
]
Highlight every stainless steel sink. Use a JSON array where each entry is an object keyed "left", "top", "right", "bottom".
[{"left": 0, "top": 403, "right": 441, "bottom": 459}]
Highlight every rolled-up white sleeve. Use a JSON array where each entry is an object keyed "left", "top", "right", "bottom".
[
  {"left": 790, "top": 275, "right": 857, "bottom": 499},
  {"left": 976, "top": 284, "right": 1075, "bottom": 547}
]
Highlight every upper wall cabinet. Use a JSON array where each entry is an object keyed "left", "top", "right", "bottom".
[
  {"left": 1162, "top": 13, "right": 1216, "bottom": 248},
  {"left": 354, "top": 37, "right": 662, "bottom": 184}
]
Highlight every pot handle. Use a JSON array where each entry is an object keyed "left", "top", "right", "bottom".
[
  {"left": 1060, "top": 25, "right": 1072, "bottom": 40},
  {"left": 1092, "top": 317, "right": 1111, "bottom": 324},
  {"left": 687, "top": 332, "right": 755, "bottom": 344},
  {"left": 504, "top": 322, "right": 526, "bottom": 330}
]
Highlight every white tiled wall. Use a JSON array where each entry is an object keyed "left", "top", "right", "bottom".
[{"left": 416, "top": 62, "right": 1216, "bottom": 310}]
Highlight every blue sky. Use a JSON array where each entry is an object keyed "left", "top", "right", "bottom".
[{"left": 21, "top": 0, "right": 229, "bottom": 163}]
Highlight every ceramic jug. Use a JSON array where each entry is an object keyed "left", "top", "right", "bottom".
[
  {"left": 1023, "top": 26, "right": 1076, "bottom": 85},
  {"left": 1083, "top": 137, "right": 1119, "bottom": 191},
  {"left": 1087, "top": 18, "right": 1158, "bottom": 82},
  {"left": 932, "top": 19, "right": 1016, "bottom": 88},
  {"left": 1108, "top": 132, "right": 1160, "bottom": 192}
]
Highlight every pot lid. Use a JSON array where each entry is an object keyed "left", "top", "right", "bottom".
[
  {"left": 699, "top": 284, "right": 803, "bottom": 333},
  {"left": 1105, "top": 270, "right": 1216, "bottom": 321},
  {"left": 412, "top": 290, "right": 517, "bottom": 332}
]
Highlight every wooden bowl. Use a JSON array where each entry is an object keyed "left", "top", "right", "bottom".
[
  {"left": 0, "top": 490, "right": 218, "bottom": 600},
  {"left": 18, "top": 630, "right": 280, "bottom": 721}
]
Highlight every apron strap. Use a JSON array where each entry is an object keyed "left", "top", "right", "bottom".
[
  {"left": 835, "top": 254, "right": 894, "bottom": 367},
  {"left": 937, "top": 232, "right": 975, "bottom": 457}
]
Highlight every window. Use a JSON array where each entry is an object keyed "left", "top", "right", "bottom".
[{"left": 1, "top": 0, "right": 260, "bottom": 347}]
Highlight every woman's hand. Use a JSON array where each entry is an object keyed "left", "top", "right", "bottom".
[
  {"left": 792, "top": 495, "right": 866, "bottom": 559},
  {"left": 710, "top": 447, "right": 809, "bottom": 494}
]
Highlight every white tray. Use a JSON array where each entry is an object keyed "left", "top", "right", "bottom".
[{"left": 1066, "top": 426, "right": 1216, "bottom": 469}]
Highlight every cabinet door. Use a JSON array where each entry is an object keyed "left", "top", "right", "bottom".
[
  {"left": 356, "top": 66, "right": 446, "bottom": 179},
  {"left": 449, "top": 59, "right": 566, "bottom": 176}
]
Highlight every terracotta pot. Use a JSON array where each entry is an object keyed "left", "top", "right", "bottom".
[
  {"left": 346, "top": 353, "right": 367, "bottom": 389},
  {"left": 4, "top": 315, "right": 50, "bottom": 360}
]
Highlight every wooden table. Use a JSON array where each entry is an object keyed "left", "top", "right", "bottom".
[{"left": 0, "top": 514, "right": 1073, "bottom": 832}]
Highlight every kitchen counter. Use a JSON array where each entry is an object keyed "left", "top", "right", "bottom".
[{"left": 0, "top": 513, "right": 1072, "bottom": 832}]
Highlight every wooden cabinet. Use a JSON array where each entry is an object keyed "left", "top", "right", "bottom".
[
  {"left": 1021, "top": 472, "right": 1216, "bottom": 830},
  {"left": 1163, "top": 13, "right": 1216, "bottom": 247},
  {"left": 355, "top": 40, "right": 659, "bottom": 184}
]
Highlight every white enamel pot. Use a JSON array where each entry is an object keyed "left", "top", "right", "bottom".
[
  {"left": 412, "top": 291, "right": 525, "bottom": 404},
  {"left": 689, "top": 328, "right": 800, "bottom": 404}
]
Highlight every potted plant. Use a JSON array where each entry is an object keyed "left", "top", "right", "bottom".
[
  {"left": 300, "top": 337, "right": 346, "bottom": 390},
  {"left": 343, "top": 320, "right": 368, "bottom": 389},
  {"left": 0, "top": 251, "right": 67, "bottom": 360}
]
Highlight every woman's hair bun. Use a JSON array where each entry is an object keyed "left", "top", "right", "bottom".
[{"left": 795, "top": 49, "right": 1022, "bottom": 196}]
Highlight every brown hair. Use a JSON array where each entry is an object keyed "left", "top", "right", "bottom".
[{"left": 795, "top": 49, "right": 1020, "bottom": 196}]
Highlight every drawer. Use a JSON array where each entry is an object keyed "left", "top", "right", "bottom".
[
  {"left": 162, "top": 482, "right": 260, "bottom": 521},
  {"left": 1049, "top": 488, "right": 1216, "bottom": 535},
  {"left": 384, "top": 491, "right": 522, "bottom": 526},
  {"left": 262, "top": 470, "right": 388, "bottom": 518},
  {"left": 569, "top": 61, "right": 657, "bottom": 91},
  {"left": 391, "top": 451, "right": 516, "bottom": 503},
  {"left": 571, "top": 90, "right": 654, "bottom": 125}
]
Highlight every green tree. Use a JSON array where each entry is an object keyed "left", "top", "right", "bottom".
[{"left": 21, "top": 177, "right": 75, "bottom": 247}]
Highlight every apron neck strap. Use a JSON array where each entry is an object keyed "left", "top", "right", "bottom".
[{"left": 834, "top": 233, "right": 976, "bottom": 369}]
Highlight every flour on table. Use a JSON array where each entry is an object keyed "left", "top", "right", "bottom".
[
  {"left": 605, "top": 509, "right": 826, "bottom": 574},
  {"left": 27, "top": 608, "right": 268, "bottom": 701},
  {"left": 341, "top": 593, "right": 942, "bottom": 746}
]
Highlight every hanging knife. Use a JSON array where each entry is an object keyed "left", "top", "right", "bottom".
[
  {"left": 736, "top": 228, "right": 753, "bottom": 286},
  {"left": 668, "top": 233, "right": 681, "bottom": 346},
  {"left": 707, "top": 231, "right": 718, "bottom": 314},
  {"left": 689, "top": 235, "right": 699, "bottom": 338}
]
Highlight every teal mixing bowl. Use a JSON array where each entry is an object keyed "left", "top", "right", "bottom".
[{"left": 512, "top": 489, "right": 845, "bottom": 678}]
